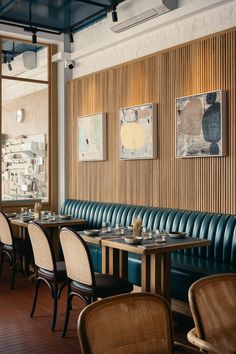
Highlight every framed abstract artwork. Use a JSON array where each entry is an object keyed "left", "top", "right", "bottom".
[
  {"left": 176, "top": 90, "right": 226, "bottom": 158},
  {"left": 78, "top": 112, "right": 107, "bottom": 161},
  {"left": 119, "top": 103, "right": 157, "bottom": 160}
]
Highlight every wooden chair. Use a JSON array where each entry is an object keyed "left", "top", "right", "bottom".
[
  {"left": 59, "top": 227, "right": 133, "bottom": 337},
  {"left": 78, "top": 292, "right": 199, "bottom": 354},
  {"left": 187, "top": 273, "right": 236, "bottom": 354},
  {"left": 0, "top": 211, "right": 30, "bottom": 289},
  {"left": 28, "top": 221, "right": 67, "bottom": 331}
]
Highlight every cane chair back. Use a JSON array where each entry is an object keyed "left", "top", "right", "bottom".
[
  {"left": 188, "top": 273, "right": 236, "bottom": 354},
  {"left": 28, "top": 222, "right": 54, "bottom": 271},
  {"left": 60, "top": 228, "right": 94, "bottom": 286},
  {"left": 78, "top": 292, "right": 174, "bottom": 354},
  {"left": 0, "top": 211, "right": 13, "bottom": 245}
]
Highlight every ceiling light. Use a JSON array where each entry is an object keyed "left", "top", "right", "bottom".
[
  {"left": 112, "top": 6, "right": 118, "bottom": 22},
  {"left": 7, "top": 59, "right": 12, "bottom": 71},
  {"left": 32, "top": 32, "right": 37, "bottom": 44},
  {"left": 69, "top": 31, "right": 74, "bottom": 43}
]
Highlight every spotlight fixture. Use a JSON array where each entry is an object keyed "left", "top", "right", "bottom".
[
  {"left": 7, "top": 59, "right": 12, "bottom": 71},
  {"left": 112, "top": 6, "right": 118, "bottom": 22},
  {"left": 32, "top": 30, "right": 37, "bottom": 44},
  {"left": 69, "top": 30, "right": 74, "bottom": 43}
]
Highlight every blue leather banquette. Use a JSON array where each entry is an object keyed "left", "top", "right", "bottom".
[{"left": 61, "top": 199, "right": 236, "bottom": 302}]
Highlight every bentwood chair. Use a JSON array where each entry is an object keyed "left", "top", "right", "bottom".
[
  {"left": 28, "top": 222, "right": 67, "bottom": 331},
  {"left": 59, "top": 227, "right": 133, "bottom": 337},
  {"left": 78, "top": 292, "right": 199, "bottom": 354},
  {"left": 0, "top": 210, "right": 31, "bottom": 289},
  {"left": 187, "top": 273, "right": 236, "bottom": 354}
]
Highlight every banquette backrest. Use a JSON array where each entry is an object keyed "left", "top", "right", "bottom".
[{"left": 61, "top": 199, "right": 236, "bottom": 266}]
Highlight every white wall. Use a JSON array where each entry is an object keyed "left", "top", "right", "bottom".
[{"left": 72, "top": 0, "right": 236, "bottom": 78}]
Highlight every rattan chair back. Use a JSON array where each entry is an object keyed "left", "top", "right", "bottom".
[
  {"left": 0, "top": 211, "right": 13, "bottom": 246},
  {"left": 60, "top": 228, "right": 94, "bottom": 286},
  {"left": 188, "top": 273, "right": 236, "bottom": 353},
  {"left": 78, "top": 292, "right": 174, "bottom": 354},
  {"left": 28, "top": 222, "right": 54, "bottom": 271}
]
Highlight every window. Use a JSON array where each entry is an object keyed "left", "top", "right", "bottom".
[{"left": 1, "top": 38, "right": 52, "bottom": 204}]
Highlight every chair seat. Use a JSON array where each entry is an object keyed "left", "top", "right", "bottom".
[
  {"left": 71, "top": 273, "right": 133, "bottom": 298},
  {"left": 38, "top": 262, "right": 67, "bottom": 282},
  {"left": 2, "top": 237, "right": 30, "bottom": 255},
  {"left": 95, "top": 273, "right": 133, "bottom": 297}
]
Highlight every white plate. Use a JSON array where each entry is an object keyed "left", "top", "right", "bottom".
[
  {"left": 123, "top": 236, "right": 143, "bottom": 245},
  {"left": 59, "top": 214, "right": 71, "bottom": 220},
  {"left": 21, "top": 216, "right": 34, "bottom": 222},
  {"left": 84, "top": 229, "right": 100, "bottom": 236},
  {"left": 6, "top": 212, "right": 17, "bottom": 218},
  {"left": 168, "top": 232, "right": 186, "bottom": 238},
  {"left": 155, "top": 239, "right": 166, "bottom": 243}
]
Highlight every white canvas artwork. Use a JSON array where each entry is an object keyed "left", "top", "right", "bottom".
[
  {"left": 176, "top": 90, "right": 226, "bottom": 158},
  {"left": 119, "top": 103, "right": 157, "bottom": 160},
  {"left": 78, "top": 112, "right": 107, "bottom": 161}
]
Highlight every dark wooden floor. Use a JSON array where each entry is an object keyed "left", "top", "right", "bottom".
[{"left": 0, "top": 266, "right": 194, "bottom": 353}]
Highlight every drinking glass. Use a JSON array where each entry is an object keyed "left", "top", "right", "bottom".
[
  {"left": 21, "top": 207, "right": 28, "bottom": 216},
  {"left": 49, "top": 212, "right": 56, "bottom": 221}
]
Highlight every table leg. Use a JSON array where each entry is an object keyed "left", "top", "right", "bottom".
[
  {"left": 150, "top": 254, "right": 161, "bottom": 294},
  {"left": 102, "top": 247, "right": 128, "bottom": 279},
  {"left": 141, "top": 254, "right": 150, "bottom": 292},
  {"left": 102, "top": 245, "right": 109, "bottom": 274},
  {"left": 144, "top": 253, "right": 171, "bottom": 304},
  {"left": 160, "top": 253, "right": 171, "bottom": 303},
  {"left": 119, "top": 250, "right": 128, "bottom": 280},
  {"left": 102, "top": 246, "right": 120, "bottom": 277}
]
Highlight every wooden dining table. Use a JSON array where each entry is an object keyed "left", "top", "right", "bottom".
[
  {"left": 10, "top": 215, "right": 87, "bottom": 259},
  {"left": 101, "top": 235, "right": 211, "bottom": 304}
]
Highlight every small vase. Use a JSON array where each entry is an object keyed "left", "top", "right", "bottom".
[
  {"left": 133, "top": 227, "right": 142, "bottom": 237},
  {"left": 34, "top": 212, "right": 40, "bottom": 219}
]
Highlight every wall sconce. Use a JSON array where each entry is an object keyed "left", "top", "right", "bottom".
[{"left": 16, "top": 108, "right": 24, "bottom": 123}]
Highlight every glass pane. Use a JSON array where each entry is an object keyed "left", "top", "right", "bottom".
[
  {"left": 1, "top": 79, "right": 48, "bottom": 202},
  {"left": 2, "top": 39, "right": 48, "bottom": 81}
]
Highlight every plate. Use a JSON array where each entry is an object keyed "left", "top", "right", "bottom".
[
  {"left": 143, "top": 235, "right": 154, "bottom": 240},
  {"left": 84, "top": 229, "right": 100, "bottom": 236},
  {"left": 59, "top": 214, "right": 71, "bottom": 220},
  {"left": 155, "top": 239, "right": 166, "bottom": 243},
  {"left": 21, "top": 216, "right": 34, "bottom": 222},
  {"left": 6, "top": 212, "right": 17, "bottom": 218},
  {"left": 123, "top": 236, "right": 143, "bottom": 245},
  {"left": 168, "top": 231, "right": 186, "bottom": 239}
]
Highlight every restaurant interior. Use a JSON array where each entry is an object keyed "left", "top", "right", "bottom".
[{"left": 0, "top": 0, "right": 236, "bottom": 353}]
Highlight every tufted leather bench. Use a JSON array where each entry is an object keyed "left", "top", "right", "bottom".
[{"left": 61, "top": 199, "right": 236, "bottom": 302}]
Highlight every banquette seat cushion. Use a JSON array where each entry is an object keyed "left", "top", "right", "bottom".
[{"left": 61, "top": 199, "right": 236, "bottom": 301}]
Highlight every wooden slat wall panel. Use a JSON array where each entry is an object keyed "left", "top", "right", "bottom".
[{"left": 67, "top": 29, "right": 236, "bottom": 214}]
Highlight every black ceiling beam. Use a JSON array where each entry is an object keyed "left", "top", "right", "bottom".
[
  {"left": 69, "top": 0, "right": 125, "bottom": 33},
  {"left": 0, "top": 19, "right": 62, "bottom": 35},
  {"left": 0, "top": 0, "right": 18, "bottom": 16},
  {"left": 75, "top": 0, "right": 108, "bottom": 8}
]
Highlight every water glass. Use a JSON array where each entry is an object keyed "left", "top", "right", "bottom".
[
  {"left": 49, "top": 212, "right": 56, "bottom": 221},
  {"left": 21, "top": 207, "right": 28, "bottom": 216},
  {"left": 102, "top": 220, "right": 111, "bottom": 232}
]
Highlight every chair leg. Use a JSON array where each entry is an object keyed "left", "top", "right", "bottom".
[
  {"left": 62, "top": 293, "right": 73, "bottom": 337},
  {"left": 31, "top": 278, "right": 41, "bottom": 318},
  {"left": 51, "top": 282, "right": 58, "bottom": 331},
  {"left": 0, "top": 253, "right": 4, "bottom": 276},
  {"left": 11, "top": 254, "right": 16, "bottom": 289}
]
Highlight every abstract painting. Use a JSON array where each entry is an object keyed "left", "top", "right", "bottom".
[
  {"left": 176, "top": 90, "right": 226, "bottom": 158},
  {"left": 119, "top": 103, "right": 157, "bottom": 160},
  {"left": 78, "top": 112, "right": 107, "bottom": 161}
]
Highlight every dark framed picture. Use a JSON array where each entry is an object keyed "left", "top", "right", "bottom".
[{"left": 176, "top": 90, "right": 226, "bottom": 158}]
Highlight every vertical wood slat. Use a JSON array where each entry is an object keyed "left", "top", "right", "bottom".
[{"left": 67, "top": 28, "right": 236, "bottom": 214}]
